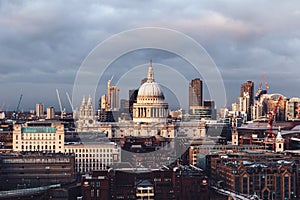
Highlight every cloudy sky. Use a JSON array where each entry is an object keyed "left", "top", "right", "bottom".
[{"left": 1, "top": 0, "right": 300, "bottom": 112}]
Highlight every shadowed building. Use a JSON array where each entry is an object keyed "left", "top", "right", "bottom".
[
  {"left": 0, "top": 152, "right": 75, "bottom": 191},
  {"left": 240, "top": 81, "right": 254, "bottom": 121},
  {"left": 129, "top": 89, "right": 139, "bottom": 118},
  {"left": 189, "top": 78, "right": 203, "bottom": 114},
  {"left": 81, "top": 165, "right": 208, "bottom": 200}
]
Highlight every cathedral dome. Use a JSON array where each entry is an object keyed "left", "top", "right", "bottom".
[
  {"left": 136, "top": 60, "right": 165, "bottom": 103},
  {"left": 138, "top": 82, "right": 164, "bottom": 99},
  {"left": 133, "top": 60, "right": 168, "bottom": 123}
]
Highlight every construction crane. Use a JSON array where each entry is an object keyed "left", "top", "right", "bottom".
[
  {"left": 66, "top": 92, "right": 74, "bottom": 112},
  {"left": 56, "top": 89, "right": 63, "bottom": 118},
  {"left": 255, "top": 74, "right": 269, "bottom": 100},
  {"left": 16, "top": 94, "right": 23, "bottom": 113},
  {"left": 14, "top": 94, "right": 23, "bottom": 120},
  {"left": 268, "top": 96, "right": 282, "bottom": 138},
  {"left": 256, "top": 77, "right": 268, "bottom": 100}
]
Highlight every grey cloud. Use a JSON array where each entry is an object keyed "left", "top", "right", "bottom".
[{"left": 0, "top": 0, "right": 300, "bottom": 110}]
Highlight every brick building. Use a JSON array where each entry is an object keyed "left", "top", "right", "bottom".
[
  {"left": 81, "top": 165, "right": 208, "bottom": 200},
  {"left": 207, "top": 151, "right": 300, "bottom": 200}
]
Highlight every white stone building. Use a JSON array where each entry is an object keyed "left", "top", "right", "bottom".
[
  {"left": 75, "top": 60, "right": 207, "bottom": 139},
  {"left": 133, "top": 60, "right": 168, "bottom": 123},
  {"left": 13, "top": 121, "right": 64, "bottom": 153},
  {"left": 64, "top": 142, "right": 121, "bottom": 173}
]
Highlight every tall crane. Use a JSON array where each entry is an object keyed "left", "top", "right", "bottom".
[
  {"left": 16, "top": 94, "right": 23, "bottom": 113},
  {"left": 14, "top": 94, "right": 23, "bottom": 120},
  {"left": 255, "top": 74, "right": 269, "bottom": 100},
  {"left": 66, "top": 92, "right": 74, "bottom": 112},
  {"left": 268, "top": 96, "right": 282, "bottom": 138},
  {"left": 56, "top": 89, "right": 63, "bottom": 118}
]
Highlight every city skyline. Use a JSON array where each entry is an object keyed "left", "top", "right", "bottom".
[
  {"left": 1, "top": 1, "right": 300, "bottom": 111},
  {"left": 1, "top": 70, "right": 299, "bottom": 113}
]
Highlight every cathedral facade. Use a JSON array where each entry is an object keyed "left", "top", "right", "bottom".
[
  {"left": 133, "top": 60, "right": 169, "bottom": 123},
  {"left": 76, "top": 60, "right": 206, "bottom": 139}
]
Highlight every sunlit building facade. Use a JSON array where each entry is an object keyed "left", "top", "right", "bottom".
[{"left": 13, "top": 121, "right": 64, "bottom": 153}]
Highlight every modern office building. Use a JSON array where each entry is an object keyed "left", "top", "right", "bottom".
[
  {"left": 188, "top": 79, "right": 218, "bottom": 120},
  {"left": 98, "top": 79, "right": 120, "bottom": 112},
  {"left": 263, "top": 94, "right": 287, "bottom": 121},
  {"left": 240, "top": 81, "right": 254, "bottom": 120},
  {"left": 12, "top": 121, "right": 65, "bottom": 153},
  {"left": 189, "top": 78, "right": 203, "bottom": 112},
  {"left": 204, "top": 100, "right": 216, "bottom": 120},
  {"left": 240, "top": 81, "right": 254, "bottom": 106},
  {"left": 119, "top": 99, "right": 129, "bottom": 114},
  {"left": 97, "top": 80, "right": 120, "bottom": 122},
  {"left": 46, "top": 106, "right": 55, "bottom": 119},
  {"left": 36, "top": 103, "right": 44, "bottom": 117},
  {"left": 252, "top": 93, "right": 287, "bottom": 121},
  {"left": 108, "top": 81, "right": 119, "bottom": 111},
  {"left": 285, "top": 97, "right": 300, "bottom": 121}
]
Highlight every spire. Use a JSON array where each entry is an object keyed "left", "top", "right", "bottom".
[
  {"left": 82, "top": 96, "right": 86, "bottom": 105},
  {"left": 87, "top": 95, "right": 92, "bottom": 105},
  {"left": 147, "top": 59, "right": 154, "bottom": 83},
  {"left": 276, "top": 126, "right": 283, "bottom": 140}
]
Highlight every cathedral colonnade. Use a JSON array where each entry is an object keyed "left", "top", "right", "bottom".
[{"left": 134, "top": 106, "right": 168, "bottom": 118}]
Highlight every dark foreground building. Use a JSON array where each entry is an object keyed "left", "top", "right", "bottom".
[
  {"left": 0, "top": 152, "right": 75, "bottom": 191},
  {"left": 81, "top": 165, "right": 208, "bottom": 200}
]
